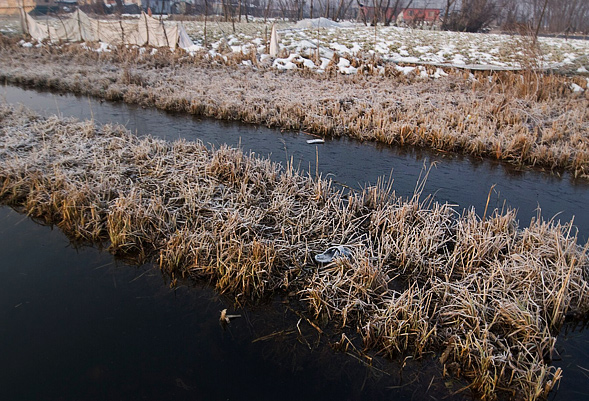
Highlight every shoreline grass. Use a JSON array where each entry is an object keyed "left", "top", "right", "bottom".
[
  {"left": 0, "top": 37, "right": 588, "bottom": 179},
  {"left": 1, "top": 105, "right": 588, "bottom": 400}
]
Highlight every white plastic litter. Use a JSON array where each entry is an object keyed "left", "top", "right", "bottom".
[{"left": 315, "top": 246, "right": 352, "bottom": 263}]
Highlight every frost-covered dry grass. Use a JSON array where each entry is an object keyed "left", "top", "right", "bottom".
[
  {"left": 1, "top": 105, "right": 588, "bottom": 401},
  {"left": 1, "top": 36, "right": 587, "bottom": 178}
]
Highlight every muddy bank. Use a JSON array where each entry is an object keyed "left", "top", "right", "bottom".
[
  {"left": 0, "top": 39, "right": 588, "bottom": 178},
  {"left": 1, "top": 105, "right": 588, "bottom": 400}
]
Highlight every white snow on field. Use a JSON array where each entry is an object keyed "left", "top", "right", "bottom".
[
  {"left": 396, "top": 65, "right": 416, "bottom": 75},
  {"left": 179, "top": 20, "right": 589, "bottom": 76},
  {"left": 337, "top": 57, "right": 357, "bottom": 74},
  {"left": 81, "top": 42, "right": 112, "bottom": 53},
  {"left": 13, "top": 15, "right": 589, "bottom": 78},
  {"left": 330, "top": 42, "right": 352, "bottom": 54},
  {"left": 570, "top": 83, "right": 585, "bottom": 92},
  {"left": 295, "top": 18, "right": 344, "bottom": 29}
]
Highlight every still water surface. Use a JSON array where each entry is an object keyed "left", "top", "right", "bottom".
[{"left": 1, "top": 85, "right": 588, "bottom": 400}]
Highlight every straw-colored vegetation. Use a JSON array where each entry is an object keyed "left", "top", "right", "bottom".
[
  {"left": 0, "top": 36, "right": 588, "bottom": 178},
  {"left": 1, "top": 105, "right": 588, "bottom": 400}
]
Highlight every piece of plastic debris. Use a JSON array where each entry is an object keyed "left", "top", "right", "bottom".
[{"left": 314, "top": 245, "right": 352, "bottom": 263}]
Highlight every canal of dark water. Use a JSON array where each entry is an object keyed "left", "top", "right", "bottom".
[{"left": 1, "top": 85, "right": 588, "bottom": 400}]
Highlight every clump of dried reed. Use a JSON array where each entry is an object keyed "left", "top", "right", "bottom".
[
  {"left": 1, "top": 105, "right": 588, "bottom": 400},
  {"left": 1, "top": 41, "right": 587, "bottom": 179}
]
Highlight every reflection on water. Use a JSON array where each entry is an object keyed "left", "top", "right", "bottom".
[
  {"left": 1, "top": 85, "right": 589, "bottom": 400},
  {"left": 0, "top": 206, "right": 452, "bottom": 401}
]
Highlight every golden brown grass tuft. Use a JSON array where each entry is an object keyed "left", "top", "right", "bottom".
[{"left": 1, "top": 103, "right": 588, "bottom": 399}]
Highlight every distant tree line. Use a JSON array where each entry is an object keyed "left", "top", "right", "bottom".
[
  {"left": 77, "top": 0, "right": 589, "bottom": 34},
  {"left": 440, "top": 0, "right": 589, "bottom": 34}
]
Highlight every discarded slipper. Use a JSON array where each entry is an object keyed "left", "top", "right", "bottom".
[{"left": 314, "top": 245, "right": 352, "bottom": 264}]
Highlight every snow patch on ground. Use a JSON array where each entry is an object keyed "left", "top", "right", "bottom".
[
  {"left": 570, "top": 83, "right": 584, "bottom": 92},
  {"left": 337, "top": 58, "right": 357, "bottom": 74},
  {"left": 294, "top": 18, "right": 345, "bottom": 29}
]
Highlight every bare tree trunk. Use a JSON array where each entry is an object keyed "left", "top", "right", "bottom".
[
  {"left": 372, "top": 0, "right": 378, "bottom": 25},
  {"left": 300, "top": 0, "right": 304, "bottom": 20},
  {"left": 334, "top": 0, "right": 344, "bottom": 21},
  {"left": 264, "top": 0, "right": 273, "bottom": 22},
  {"left": 204, "top": 0, "right": 208, "bottom": 47},
  {"left": 115, "top": 0, "right": 124, "bottom": 14},
  {"left": 356, "top": 0, "right": 367, "bottom": 25},
  {"left": 534, "top": 0, "right": 549, "bottom": 42},
  {"left": 339, "top": 0, "right": 354, "bottom": 20},
  {"left": 383, "top": 0, "right": 402, "bottom": 26},
  {"left": 442, "top": 0, "right": 456, "bottom": 30}
]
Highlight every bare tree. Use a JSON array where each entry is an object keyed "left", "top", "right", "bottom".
[
  {"left": 393, "top": 0, "right": 414, "bottom": 26},
  {"left": 444, "top": 0, "right": 498, "bottom": 32},
  {"left": 334, "top": 0, "right": 354, "bottom": 21},
  {"left": 441, "top": 0, "right": 457, "bottom": 30},
  {"left": 381, "top": 0, "right": 403, "bottom": 26},
  {"left": 533, "top": 0, "right": 548, "bottom": 41},
  {"left": 357, "top": 0, "right": 368, "bottom": 25}
]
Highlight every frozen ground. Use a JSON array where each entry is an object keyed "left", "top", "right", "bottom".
[
  {"left": 4, "top": 15, "right": 589, "bottom": 76},
  {"left": 180, "top": 19, "right": 589, "bottom": 74},
  {"left": 0, "top": 16, "right": 20, "bottom": 36}
]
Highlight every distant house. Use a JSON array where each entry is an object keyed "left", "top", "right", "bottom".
[
  {"left": 358, "top": 0, "right": 444, "bottom": 24},
  {"left": 0, "top": 0, "right": 35, "bottom": 15},
  {"left": 401, "top": 7, "right": 441, "bottom": 23}
]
